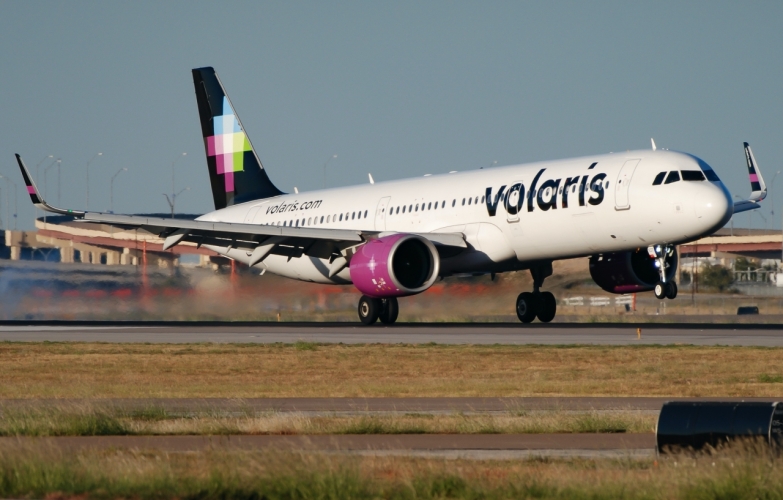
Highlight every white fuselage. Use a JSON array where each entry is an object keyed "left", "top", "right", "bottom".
[{"left": 198, "top": 149, "right": 733, "bottom": 284}]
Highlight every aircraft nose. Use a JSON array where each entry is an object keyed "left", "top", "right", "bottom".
[{"left": 694, "top": 182, "right": 733, "bottom": 232}]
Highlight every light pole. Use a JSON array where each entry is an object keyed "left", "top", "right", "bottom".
[
  {"left": 163, "top": 187, "right": 190, "bottom": 217},
  {"left": 43, "top": 160, "right": 61, "bottom": 226},
  {"left": 56, "top": 158, "right": 62, "bottom": 205},
  {"left": 35, "top": 155, "right": 53, "bottom": 182},
  {"left": 85, "top": 152, "right": 103, "bottom": 210},
  {"left": 44, "top": 159, "right": 59, "bottom": 199},
  {"left": 322, "top": 154, "right": 337, "bottom": 188},
  {"left": 171, "top": 152, "right": 187, "bottom": 200},
  {"left": 770, "top": 170, "right": 781, "bottom": 218},
  {"left": 0, "top": 175, "right": 18, "bottom": 229},
  {"left": 110, "top": 168, "right": 128, "bottom": 213}
]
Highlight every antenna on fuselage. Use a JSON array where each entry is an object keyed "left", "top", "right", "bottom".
[
  {"left": 368, "top": 173, "right": 375, "bottom": 184},
  {"left": 651, "top": 138, "right": 657, "bottom": 151}
]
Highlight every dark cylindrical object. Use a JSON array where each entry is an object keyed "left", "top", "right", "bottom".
[{"left": 657, "top": 401, "right": 783, "bottom": 453}]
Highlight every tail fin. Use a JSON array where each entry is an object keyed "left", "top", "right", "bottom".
[{"left": 192, "top": 67, "right": 283, "bottom": 210}]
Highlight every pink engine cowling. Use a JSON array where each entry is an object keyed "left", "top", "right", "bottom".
[
  {"left": 589, "top": 249, "right": 678, "bottom": 294},
  {"left": 349, "top": 233, "right": 440, "bottom": 298}
]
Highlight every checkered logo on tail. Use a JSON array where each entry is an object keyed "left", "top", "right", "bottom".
[{"left": 205, "top": 97, "right": 253, "bottom": 193}]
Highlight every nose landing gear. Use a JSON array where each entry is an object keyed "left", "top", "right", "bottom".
[
  {"left": 649, "top": 244, "right": 678, "bottom": 300},
  {"left": 515, "top": 262, "right": 557, "bottom": 323}
]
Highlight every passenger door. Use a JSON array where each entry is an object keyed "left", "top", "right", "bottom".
[
  {"left": 615, "top": 159, "right": 640, "bottom": 210},
  {"left": 374, "top": 196, "right": 391, "bottom": 230}
]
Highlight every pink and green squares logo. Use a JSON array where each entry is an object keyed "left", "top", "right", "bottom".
[{"left": 206, "top": 97, "right": 252, "bottom": 192}]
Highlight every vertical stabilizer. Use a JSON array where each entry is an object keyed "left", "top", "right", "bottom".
[{"left": 192, "top": 67, "right": 283, "bottom": 210}]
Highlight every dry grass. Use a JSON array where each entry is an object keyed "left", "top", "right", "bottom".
[
  {"left": 1, "top": 442, "right": 783, "bottom": 499},
  {"left": 0, "top": 405, "right": 657, "bottom": 436},
  {"left": 1, "top": 342, "right": 783, "bottom": 398}
]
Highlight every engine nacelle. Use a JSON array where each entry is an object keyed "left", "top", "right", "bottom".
[
  {"left": 589, "top": 248, "right": 678, "bottom": 294},
  {"left": 350, "top": 233, "right": 440, "bottom": 298}
]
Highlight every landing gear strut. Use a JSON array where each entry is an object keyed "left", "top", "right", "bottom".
[
  {"left": 358, "top": 295, "right": 399, "bottom": 325},
  {"left": 516, "top": 262, "right": 557, "bottom": 324},
  {"left": 649, "top": 244, "right": 678, "bottom": 300}
]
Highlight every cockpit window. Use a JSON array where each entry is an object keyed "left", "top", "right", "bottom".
[
  {"left": 652, "top": 172, "right": 666, "bottom": 185},
  {"left": 703, "top": 169, "right": 720, "bottom": 182},
  {"left": 664, "top": 171, "right": 681, "bottom": 184},
  {"left": 681, "top": 170, "right": 706, "bottom": 181}
]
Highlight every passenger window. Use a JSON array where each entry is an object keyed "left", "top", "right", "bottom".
[
  {"left": 352, "top": 212, "right": 355, "bottom": 220},
  {"left": 452, "top": 200, "right": 456, "bottom": 207},
  {"left": 415, "top": 204, "right": 419, "bottom": 212},
  {"left": 442, "top": 201, "right": 446, "bottom": 208},
  {"left": 468, "top": 198, "right": 472, "bottom": 205},
  {"left": 475, "top": 196, "right": 479, "bottom": 204},
  {"left": 409, "top": 204, "right": 413, "bottom": 212},
  {"left": 364, "top": 210, "right": 367, "bottom": 218},
  {"left": 652, "top": 172, "right": 666, "bottom": 185},
  {"left": 428, "top": 202, "right": 432, "bottom": 210},
  {"left": 664, "top": 171, "right": 681, "bottom": 184},
  {"left": 402, "top": 206, "right": 406, "bottom": 213},
  {"left": 320, "top": 216, "right": 324, "bottom": 223},
  {"left": 481, "top": 196, "right": 485, "bottom": 203},
  {"left": 308, "top": 217, "right": 311, "bottom": 225},
  {"left": 462, "top": 198, "right": 466, "bottom": 206},
  {"left": 339, "top": 214, "right": 343, "bottom": 221},
  {"left": 681, "top": 170, "right": 706, "bottom": 181}
]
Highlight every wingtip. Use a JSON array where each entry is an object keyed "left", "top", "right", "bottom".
[{"left": 744, "top": 141, "right": 750, "bottom": 148}]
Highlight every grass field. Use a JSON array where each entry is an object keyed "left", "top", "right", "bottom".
[
  {"left": 0, "top": 405, "right": 656, "bottom": 436},
  {"left": 2, "top": 342, "right": 783, "bottom": 398},
  {"left": 1, "top": 444, "right": 782, "bottom": 500}
]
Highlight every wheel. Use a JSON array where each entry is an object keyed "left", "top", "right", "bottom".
[
  {"left": 379, "top": 297, "right": 399, "bottom": 324},
  {"left": 536, "top": 291, "right": 557, "bottom": 323},
  {"left": 654, "top": 281, "right": 666, "bottom": 300},
  {"left": 516, "top": 292, "right": 539, "bottom": 323},
  {"left": 665, "top": 281, "right": 678, "bottom": 300},
  {"left": 358, "top": 295, "right": 381, "bottom": 325}
]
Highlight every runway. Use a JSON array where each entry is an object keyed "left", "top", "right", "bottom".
[{"left": 0, "top": 322, "right": 782, "bottom": 346}]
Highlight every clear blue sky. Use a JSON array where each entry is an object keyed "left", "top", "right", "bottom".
[{"left": 1, "top": 1, "right": 781, "bottom": 230}]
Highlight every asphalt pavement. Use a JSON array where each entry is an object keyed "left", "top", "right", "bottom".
[{"left": 0, "top": 322, "right": 781, "bottom": 345}]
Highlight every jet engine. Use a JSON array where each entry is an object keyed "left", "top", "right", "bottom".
[
  {"left": 349, "top": 233, "right": 440, "bottom": 298},
  {"left": 589, "top": 247, "right": 678, "bottom": 294}
]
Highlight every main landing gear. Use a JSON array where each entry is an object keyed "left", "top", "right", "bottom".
[
  {"left": 516, "top": 262, "right": 557, "bottom": 324},
  {"left": 649, "top": 244, "right": 678, "bottom": 300},
  {"left": 358, "top": 295, "right": 399, "bottom": 325}
]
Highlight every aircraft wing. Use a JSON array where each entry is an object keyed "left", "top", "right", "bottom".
[
  {"left": 15, "top": 154, "right": 465, "bottom": 264},
  {"left": 732, "top": 142, "right": 767, "bottom": 215}
]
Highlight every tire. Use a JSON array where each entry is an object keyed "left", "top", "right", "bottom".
[
  {"left": 654, "top": 281, "right": 666, "bottom": 300},
  {"left": 358, "top": 295, "right": 381, "bottom": 325},
  {"left": 665, "top": 281, "right": 678, "bottom": 300},
  {"left": 379, "top": 297, "right": 399, "bottom": 324},
  {"left": 516, "top": 292, "right": 538, "bottom": 323},
  {"left": 537, "top": 291, "right": 557, "bottom": 323}
]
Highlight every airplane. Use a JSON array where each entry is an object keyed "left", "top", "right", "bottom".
[{"left": 15, "top": 67, "right": 767, "bottom": 325}]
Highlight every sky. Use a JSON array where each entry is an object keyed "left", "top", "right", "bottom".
[{"left": 1, "top": 1, "right": 782, "bottom": 231}]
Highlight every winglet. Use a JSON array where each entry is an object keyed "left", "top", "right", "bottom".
[
  {"left": 744, "top": 142, "right": 767, "bottom": 202},
  {"left": 15, "top": 154, "right": 84, "bottom": 216}
]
